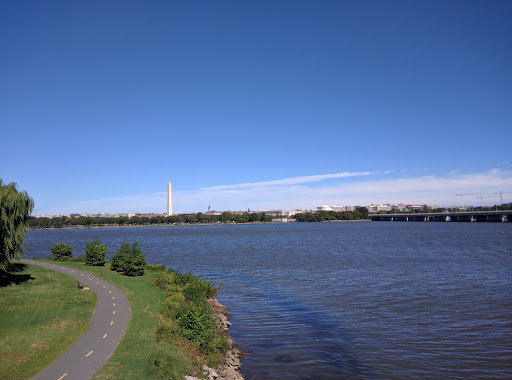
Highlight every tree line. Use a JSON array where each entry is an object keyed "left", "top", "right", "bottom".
[
  {"left": 28, "top": 212, "right": 273, "bottom": 229},
  {"left": 294, "top": 207, "right": 369, "bottom": 222}
]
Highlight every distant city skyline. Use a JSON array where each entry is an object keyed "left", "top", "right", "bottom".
[
  {"left": 1, "top": 2, "right": 510, "bottom": 215},
  {"left": 30, "top": 169, "right": 512, "bottom": 215}
]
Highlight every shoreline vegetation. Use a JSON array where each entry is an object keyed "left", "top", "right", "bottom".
[
  {"left": 2, "top": 258, "right": 243, "bottom": 380},
  {"left": 28, "top": 208, "right": 370, "bottom": 229}
]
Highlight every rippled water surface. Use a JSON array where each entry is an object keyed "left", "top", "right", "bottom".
[{"left": 25, "top": 222, "right": 512, "bottom": 379}]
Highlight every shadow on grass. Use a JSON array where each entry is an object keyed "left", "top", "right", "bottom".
[{"left": 0, "top": 263, "right": 35, "bottom": 287}]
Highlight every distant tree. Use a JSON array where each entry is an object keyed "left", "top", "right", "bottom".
[
  {"left": 196, "top": 212, "right": 209, "bottom": 223},
  {"left": 184, "top": 215, "right": 198, "bottom": 223},
  {"left": 84, "top": 239, "right": 107, "bottom": 266},
  {"left": 356, "top": 207, "right": 369, "bottom": 219},
  {"left": 51, "top": 243, "right": 74, "bottom": 261},
  {"left": 0, "top": 179, "right": 34, "bottom": 269},
  {"left": 219, "top": 212, "right": 234, "bottom": 222},
  {"left": 117, "top": 216, "right": 129, "bottom": 225},
  {"left": 52, "top": 218, "right": 64, "bottom": 228}
]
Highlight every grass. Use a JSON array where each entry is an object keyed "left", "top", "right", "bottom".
[
  {"left": 0, "top": 262, "right": 96, "bottom": 380},
  {"left": 38, "top": 260, "right": 192, "bottom": 380}
]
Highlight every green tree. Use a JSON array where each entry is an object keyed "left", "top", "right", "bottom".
[
  {"left": 50, "top": 243, "right": 74, "bottom": 261},
  {"left": 117, "top": 216, "right": 129, "bottom": 225},
  {"left": 125, "top": 242, "right": 146, "bottom": 276},
  {"left": 219, "top": 212, "right": 234, "bottom": 222},
  {"left": 111, "top": 241, "right": 130, "bottom": 272},
  {"left": 0, "top": 179, "right": 34, "bottom": 269},
  {"left": 84, "top": 239, "right": 107, "bottom": 266},
  {"left": 111, "top": 241, "right": 146, "bottom": 276},
  {"left": 356, "top": 207, "right": 369, "bottom": 219}
]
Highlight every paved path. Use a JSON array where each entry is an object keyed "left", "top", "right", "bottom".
[{"left": 22, "top": 260, "right": 131, "bottom": 380}]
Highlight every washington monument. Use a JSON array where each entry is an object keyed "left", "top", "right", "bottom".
[{"left": 167, "top": 181, "right": 173, "bottom": 216}]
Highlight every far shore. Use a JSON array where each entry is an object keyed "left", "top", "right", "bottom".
[{"left": 28, "top": 219, "right": 371, "bottom": 231}]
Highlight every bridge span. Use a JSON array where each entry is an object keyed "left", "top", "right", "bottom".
[{"left": 371, "top": 210, "right": 512, "bottom": 222}]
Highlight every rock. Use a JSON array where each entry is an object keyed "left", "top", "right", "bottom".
[
  {"left": 203, "top": 365, "right": 219, "bottom": 379},
  {"left": 207, "top": 299, "right": 244, "bottom": 380}
]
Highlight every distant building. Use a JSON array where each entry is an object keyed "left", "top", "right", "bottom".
[{"left": 316, "top": 205, "right": 352, "bottom": 212}]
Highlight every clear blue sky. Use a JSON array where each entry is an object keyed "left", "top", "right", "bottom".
[{"left": 1, "top": 1, "right": 511, "bottom": 214}]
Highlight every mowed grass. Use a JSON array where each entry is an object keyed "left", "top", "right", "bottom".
[
  {"left": 0, "top": 263, "right": 96, "bottom": 380},
  {"left": 42, "top": 261, "right": 191, "bottom": 380}
]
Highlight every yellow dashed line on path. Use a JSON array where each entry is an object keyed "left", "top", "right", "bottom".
[
  {"left": 96, "top": 282, "right": 99, "bottom": 284},
  {"left": 103, "top": 333, "right": 107, "bottom": 339},
  {"left": 112, "top": 296, "right": 115, "bottom": 300},
  {"left": 81, "top": 274, "right": 84, "bottom": 277},
  {"left": 57, "top": 373, "right": 68, "bottom": 380},
  {"left": 113, "top": 310, "right": 116, "bottom": 315},
  {"left": 108, "top": 291, "right": 112, "bottom": 294},
  {"left": 113, "top": 303, "right": 115, "bottom": 306},
  {"left": 85, "top": 351, "right": 93, "bottom": 357},
  {"left": 111, "top": 321, "right": 114, "bottom": 325},
  {"left": 103, "top": 286, "right": 106, "bottom": 289},
  {"left": 89, "top": 278, "right": 92, "bottom": 280},
  {"left": 71, "top": 270, "right": 75, "bottom": 273}
]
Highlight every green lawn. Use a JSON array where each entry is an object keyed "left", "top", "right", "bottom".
[
  {"left": 0, "top": 262, "right": 96, "bottom": 380},
  {"left": 40, "top": 261, "right": 191, "bottom": 380}
]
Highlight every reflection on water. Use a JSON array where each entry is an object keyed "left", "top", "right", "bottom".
[{"left": 25, "top": 222, "right": 512, "bottom": 379}]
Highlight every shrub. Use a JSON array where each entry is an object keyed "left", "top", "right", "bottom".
[
  {"left": 154, "top": 270, "right": 176, "bottom": 289},
  {"left": 155, "top": 267, "right": 229, "bottom": 366},
  {"left": 183, "top": 279, "right": 217, "bottom": 303},
  {"left": 176, "top": 303, "right": 216, "bottom": 343},
  {"left": 111, "top": 241, "right": 130, "bottom": 272},
  {"left": 125, "top": 242, "right": 146, "bottom": 276},
  {"left": 84, "top": 239, "right": 107, "bottom": 266},
  {"left": 69, "top": 255, "right": 85, "bottom": 262},
  {"left": 110, "top": 240, "right": 147, "bottom": 276},
  {"left": 50, "top": 243, "right": 73, "bottom": 261},
  {"left": 147, "top": 263, "right": 166, "bottom": 272}
]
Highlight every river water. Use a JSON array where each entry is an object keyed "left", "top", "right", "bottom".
[{"left": 24, "top": 222, "right": 512, "bottom": 379}]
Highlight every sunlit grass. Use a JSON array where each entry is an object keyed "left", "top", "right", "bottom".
[
  {"left": 0, "top": 263, "right": 96, "bottom": 380},
  {"left": 43, "top": 261, "right": 191, "bottom": 380}
]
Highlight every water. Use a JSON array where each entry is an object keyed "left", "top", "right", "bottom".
[{"left": 24, "top": 222, "right": 512, "bottom": 379}]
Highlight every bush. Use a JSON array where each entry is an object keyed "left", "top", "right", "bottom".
[
  {"left": 176, "top": 303, "right": 216, "bottom": 343},
  {"left": 147, "top": 263, "right": 166, "bottom": 272},
  {"left": 183, "top": 279, "right": 217, "bottom": 303},
  {"left": 110, "top": 240, "right": 147, "bottom": 276},
  {"left": 111, "top": 241, "right": 130, "bottom": 272},
  {"left": 69, "top": 255, "right": 85, "bottom": 262},
  {"left": 155, "top": 268, "right": 228, "bottom": 366},
  {"left": 84, "top": 239, "right": 107, "bottom": 266},
  {"left": 50, "top": 243, "right": 73, "bottom": 261},
  {"left": 125, "top": 242, "right": 146, "bottom": 276}
]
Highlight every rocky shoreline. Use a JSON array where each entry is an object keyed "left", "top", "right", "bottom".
[{"left": 186, "top": 299, "right": 243, "bottom": 380}]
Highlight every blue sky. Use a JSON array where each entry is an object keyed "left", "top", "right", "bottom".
[{"left": 1, "top": 1, "right": 511, "bottom": 214}]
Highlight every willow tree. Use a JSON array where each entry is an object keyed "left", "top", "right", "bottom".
[{"left": 0, "top": 179, "right": 34, "bottom": 270}]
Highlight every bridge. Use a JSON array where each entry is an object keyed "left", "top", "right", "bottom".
[{"left": 371, "top": 210, "right": 512, "bottom": 222}]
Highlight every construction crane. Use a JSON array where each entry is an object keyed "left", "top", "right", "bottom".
[
  {"left": 494, "top": 191, "right": 512, "bottom": 207},
  {"left": 476, "top": 195, "right": 495, "bottom": 206},
  {"left": 455, "top": 193, "right": 480, "bottom": 209}
]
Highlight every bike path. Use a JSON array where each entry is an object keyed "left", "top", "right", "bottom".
[{"left": 22, "top": 260, "right": 131, "bottom": 380}]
